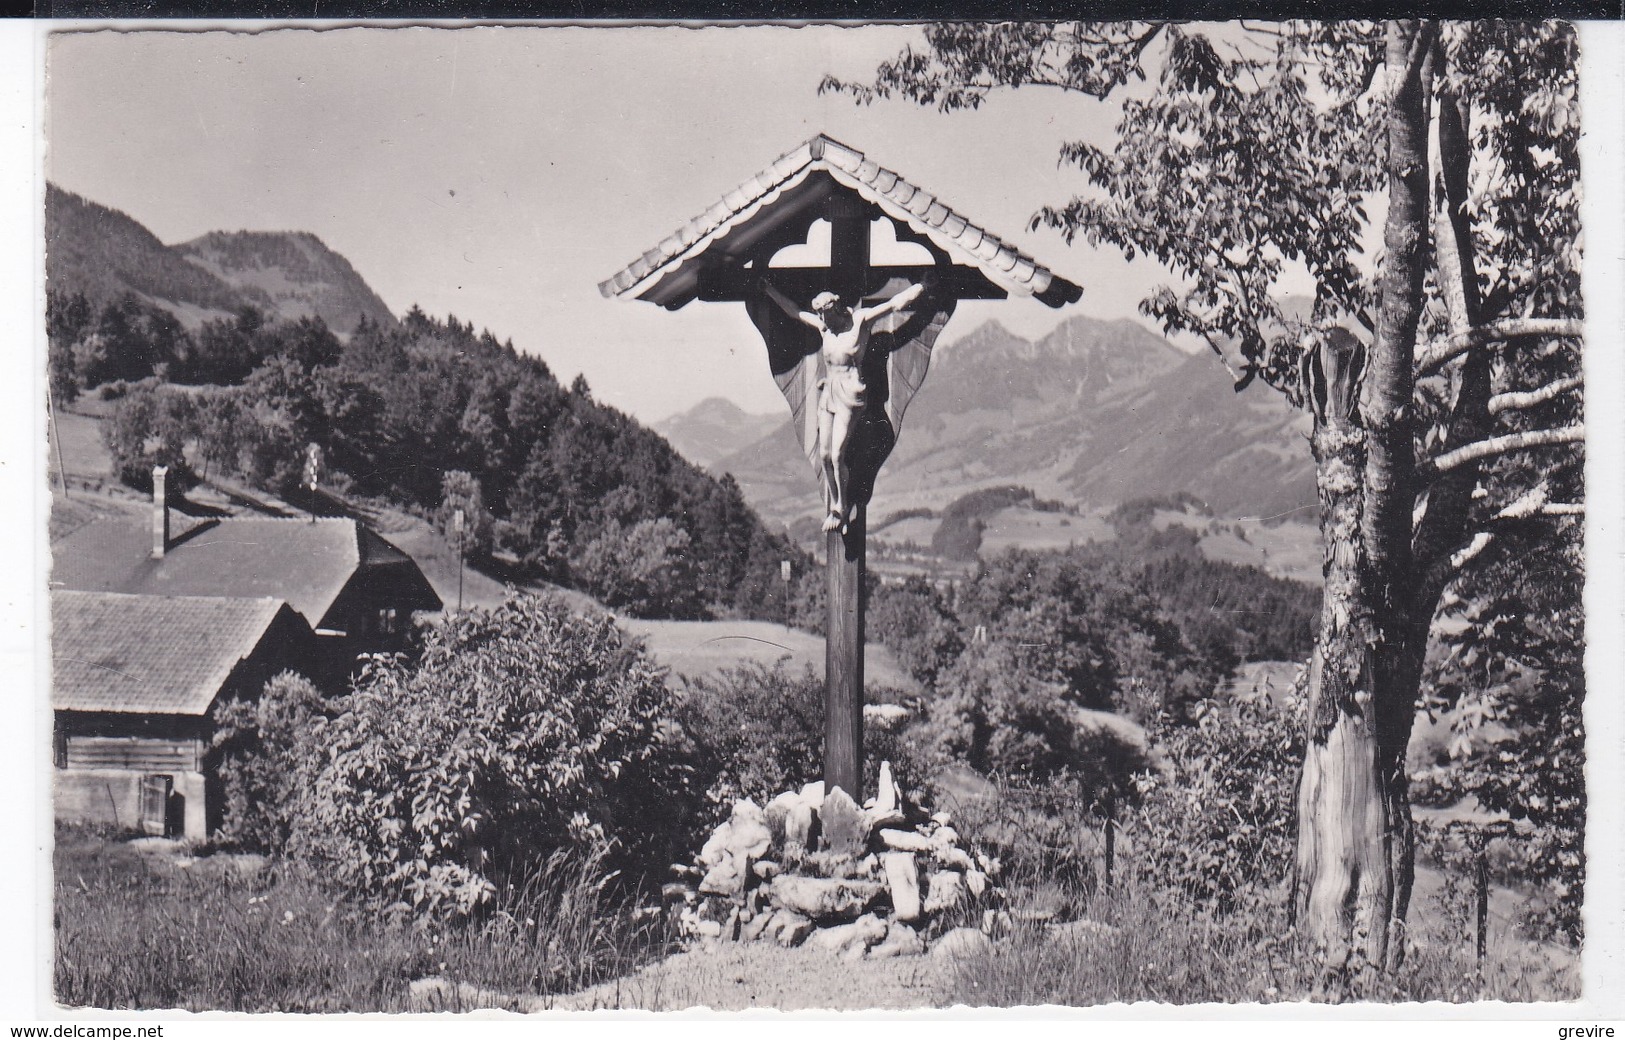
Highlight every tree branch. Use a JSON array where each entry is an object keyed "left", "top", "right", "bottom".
[
  {"left": 1419, "top": 425, "right": 1585, "bottom": 479},
  {"left": 1488, "top": 376, "right": 1582, "bottom": 416},
  {"left": 1414, "top": 318, "right": 1583, "bottom": 378}
]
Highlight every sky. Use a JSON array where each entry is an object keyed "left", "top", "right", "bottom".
[{"left": 45, "top": 24, "right": 1183, "bottom": 424}]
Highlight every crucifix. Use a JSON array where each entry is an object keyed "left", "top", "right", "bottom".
[{"left": 601, "top": 134, "right": 1080, "bottom": 800}]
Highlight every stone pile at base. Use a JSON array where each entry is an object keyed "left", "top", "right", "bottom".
[{"left": 666, "top": 762, "right": 1004, "bottom": 961}]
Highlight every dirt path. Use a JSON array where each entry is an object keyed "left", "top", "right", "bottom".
[{"left": 547, "top": 942, "right": 958, "bottom": 1012}]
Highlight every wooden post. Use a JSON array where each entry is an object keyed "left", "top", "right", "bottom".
[
  {"left": 1474, "top": 832, "right": 1489, "bottom": 963},
  {"left": 825, "top": 506, "right": 865, "bottom": 799},
  {"left": 823, "top": 195, "right": 872, "bottom": 801}
]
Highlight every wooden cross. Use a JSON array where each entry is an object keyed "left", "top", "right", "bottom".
[{"left": 601, "top": 135, "right": 1080, "bottom": 800}]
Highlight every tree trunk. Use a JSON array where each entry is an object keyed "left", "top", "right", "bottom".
[
  {"left": 1294, "top": 20, "right": 1436, "bottom": 973},
  {"left": 1294, "top": 333, "right": 1389, "bottom": 969}
]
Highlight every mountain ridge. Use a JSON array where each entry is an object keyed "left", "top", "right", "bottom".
[
  {"left": 669, "top": 315, "right": 1315, "bottom": 527},
  {"left": 45, "top": 183, "right": 395, "bottom": 337}
]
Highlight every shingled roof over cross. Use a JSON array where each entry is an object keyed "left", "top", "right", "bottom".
[{"left": 599, "top": 134, "right": 1083, "bottom": 310}]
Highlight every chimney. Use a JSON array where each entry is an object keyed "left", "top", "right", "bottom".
[{"left": 151, "top": 465, "right": 169, "bottom": 559}]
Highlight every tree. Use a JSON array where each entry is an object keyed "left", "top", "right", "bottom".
[
  {"left": 437, "top": 469, "right": 495, "bottom": 560},
  {"left": 46, "top": 289, "right": 92, "bottom": 404},
  {"left": 572, "top": 517, "right": 703, "bottom": 619},
  {"left": 102, "top": 382, "right": 194, "bottom": 488},
  {"left": 829, "top": 20, "right": 1583, "bottom": 971}
]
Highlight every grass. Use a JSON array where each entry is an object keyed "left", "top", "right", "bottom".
[
  {"left": 54, "top": 814, "right": 1578, "bottom": 1011},
  {"left": 52, "top": 824, "right": 669, "bottom": 1013},
  {"left": 952, "top": 867, "right": 1579, "bottom": 1007}
]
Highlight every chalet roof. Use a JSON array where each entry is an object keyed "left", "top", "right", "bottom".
[
  {"left": 599, "top": 134, "right": 1082, "bottom": 310},
  {"left": 51, "top": 591, "right": 307, "bottom": 715},
  {"left": 50, "top": 516, "right": 441, "bottom": 627}
]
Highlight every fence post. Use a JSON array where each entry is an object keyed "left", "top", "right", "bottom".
[{"left": 1474, "top": 831, "right": 1490, "bottom": 963}]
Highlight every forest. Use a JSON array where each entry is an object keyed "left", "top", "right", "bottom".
[{"left": 47, "top": 290, "right": 805, "bottom": 621}]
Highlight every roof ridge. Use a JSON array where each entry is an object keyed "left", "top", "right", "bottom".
[
  {"left": 53, "top": 589, "right": 287, "bottom": 606},
  {"left": 600, "top": 133, "right": 1081, "bottom": 309}
]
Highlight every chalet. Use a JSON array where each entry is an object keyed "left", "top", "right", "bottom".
[
  {"left": 51, "top": 474, "right": 443, "bottom": 688},
  {"left": 51, "top": 590, "right": 316, "bottom": 839}
]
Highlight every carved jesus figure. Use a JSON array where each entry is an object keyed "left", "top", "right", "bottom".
[{"left": 762, "top": 277, "right": 927, "bottom": 533}]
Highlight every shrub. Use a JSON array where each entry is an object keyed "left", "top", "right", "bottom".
[
  {"left": 288, "top": 593, "right": 695, "bottom": 917},
  {"left": 1125, "top": 688, "right": 1303, "bottom": 921},
  {"left": 673, "top": 662, "right": 941, "bottom": 810},
  {"left": 210, "top": 671, "right": 331, "bottom": 851}
]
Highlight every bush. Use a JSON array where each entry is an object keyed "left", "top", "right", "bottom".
[
  {"left": 288, "top": 593, "right": 695, "bottom": 917},
  {"left": 673, "top": 662, "right": 941, "bottom": 810},
  {"left": 1125, "top": 689, "right": 1303, "bottom": 920},
  {"left": 210, "top": 671, "right": 331, "bottom": 851}
]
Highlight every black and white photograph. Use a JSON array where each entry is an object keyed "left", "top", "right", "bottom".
[{"left": 6, "top": 15, "right": 1623, "bottom": 1019}]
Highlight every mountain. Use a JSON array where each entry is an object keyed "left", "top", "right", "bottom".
[
  {"left": 655, "top": 397, "right": 785, "bottom": 469},
  {"left": 702, "top": 315, "right": 1316, "bottom": 527},
  {"left": 175, "top": 230, "right": 396, "bottom": 336},
  {"left": 45, "top": 184, "right": 250, "bottom": 325},
  {"left": 45, "top": 184, "right": 394, "bottom": 336}
]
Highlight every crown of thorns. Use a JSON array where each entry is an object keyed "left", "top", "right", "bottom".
[{"left": 811, "top": 292, "right": 842, "bottom": 311}]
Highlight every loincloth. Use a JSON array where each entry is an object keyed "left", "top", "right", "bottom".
[{"left": 819, "top": 363, "right": 866, "bottom": 413}]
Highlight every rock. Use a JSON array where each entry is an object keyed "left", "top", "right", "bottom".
[
  {"left": 964, "top": 868, "right": 989, "bottom": 898},
  {"left": 878, "top": 828, "right": 932, "bottom": 853},
  {"left": 770, "top": 875, "right": 883, "bottom": 921},
  {"left": 1048, "top": 918, "right": 1123, "bottom": 943},
  {"left": 739, "top": 909, "right": 773, "bottom": 943},
  {"left": 699, "top": 799, "right": 773, "bottom": 867},
  {"left": 862, "top": 769, "right": 905, "bottom": 831},
  {"left": 661, "top": 881, "right": 694, "bottom": 904},
  {"left": 869, "top": 920, "right": 926, "bottom": 959},
  {"left": 769, "top": 909, "right": 813, "bottom": 947},
  {"left": 790, "top": 876, "right": 883, "bottom": 918},
  {"left": 931, "top": 811, "right": 953, "bottom": 827},
  {"left": 821, "top": 786, "right": 866, "bottom": 856},
  {"left": 691, "top": 917, "right": 723, "bottom": 939},
  {"left": 931, "top": 926, "right": 993, "bottom": 960},
  {"left": 875, "top": 761, "right": 901, "bottom": 816},
  {"left": 804, "top": 912, "right": 887, "bottom": 956},
  {"left": 783, "top": 802, "right": 815, "bottom": 857},
  {"left": 799, "top": 780, "right": 826, "bottom": 805},
  {"left": 881, "top": 852, "right": 922, "bottom": 923},
  {"left": 698, "top": 854, "right": 747, "bottom": 897},
  {"left": 930, "top": 842, "right": 976, "bottom": 871},
  {"left": 863, "top": 806, "right": 906, "bottom": 833},
  {"left": 752, "top": 860, "right": 781, "bottom": 880},
  {"left": 923, "top": 870, "right": 966, "bottom": 914}
]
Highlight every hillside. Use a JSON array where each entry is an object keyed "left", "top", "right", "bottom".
[
  {"left": 176, "top": 230, "right": 396, "bottom": 336},
  {"left": 45, "top": 183, "right": 394, "bottom": 336},
  {"left": 672, "top": 315, "right": 1316, "bottom": 527},
  {"left": 45, "top": 184, "right": 253, "bottom": 327}
]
